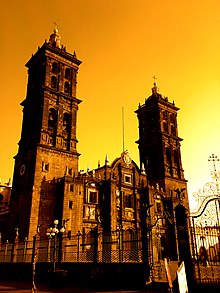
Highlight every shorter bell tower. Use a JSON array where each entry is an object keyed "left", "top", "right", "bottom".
[{"left": 135, "top": 81, "right": 188, "bottom": 205}]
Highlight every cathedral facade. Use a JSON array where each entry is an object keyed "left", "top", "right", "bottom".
[{"left": 6, "top": 29, "right": 191, "bottom": 280}]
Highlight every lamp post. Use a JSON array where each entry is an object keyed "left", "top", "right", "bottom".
[
  {"left": 46, "top": 220, "right": 59, "bottom": 272},
  {"left": 46, "top": 219, "right": 68, "bottom": 272},
  {"left": 76, "top": 230, "right": 82, "bottom": 262},
  {"left": 32, "top": 225, "right": 40, "bottom": 293},
  {"left": 116, "top": 224, "right": 123, "bottom": 263}
]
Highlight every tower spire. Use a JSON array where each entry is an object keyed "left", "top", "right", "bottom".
[{"left": 122, "top": 107, "right": 125, "bottom": 152}]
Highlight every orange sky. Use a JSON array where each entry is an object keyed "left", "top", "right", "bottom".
[{"left": 1, "top": 0, "right": 220, "bottom": 208}]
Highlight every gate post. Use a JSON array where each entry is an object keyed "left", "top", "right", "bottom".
[
  {"left": 11, "top": 227, "right": 19, "bottom": 262},
  {"left": 175, "top": 204, "right": 195, "bottom": 291},
  {"left": 93, "top": 226, "right": 98, "bottom": 264}
]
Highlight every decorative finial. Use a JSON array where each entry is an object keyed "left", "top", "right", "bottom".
[
  {"left": 105, "top": 154, "right": 110, "bottom": 166},
  {"left": 141, "top": 163, "right": 146, "bottom": 175},
  {"left": 152, "top": 76, "right": 159, "bottom": 94},
  {"left": 49, "top": 20, "right": 61, "bottom": 48}
]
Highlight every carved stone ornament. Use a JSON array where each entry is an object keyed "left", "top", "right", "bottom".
[{"left": 121, "top": 150, "right": 131, "bottom": 165}]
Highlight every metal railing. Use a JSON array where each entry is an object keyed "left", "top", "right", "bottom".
[{"left": 0, "top": 229, "right": 144, "bottom": 264}]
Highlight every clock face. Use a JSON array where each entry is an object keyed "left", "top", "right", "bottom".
[{"left": 20, "top": 164, "right": 26, "bottom": 175}]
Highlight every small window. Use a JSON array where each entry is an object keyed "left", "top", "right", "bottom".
[
  {"left": 63, "top": 113, "right": 71, "bottom": 132},
  {"left": 124, "top": 174, "right": 131, "bottom": 184},
  {"left": 170, "top": 113, "right": 176, "bottom": 124},
  {"left": 174, "top": 150, "right": 179, "bottom": 166},
  {"left": 67, "top": 230, "right": 71, "bottom": 239},
  {"left": 68, "top": 168, "right": 72, "bottom": 176},
  {"left": 163, "top": 111, "right": 168, "bottom": 120},
  {"left": 65, "top": 68, "right": 71, "bottom": 79},
  {"left": 125, "top": 194, "right": 132, "bottom": 208},
  {"left": 156, "top": 202, "right": 162, "bottom": 213},
  {"left": 64, "top": 81, "right": 70, "bottom": 94},
  {"left": 51, "top": 76, "right": 57, "bottom": 89},
  {"left": 171, "top": 125, "right": 176, "bottom": 136},
  {"left": 89, "top": 191, "right": 97, "bottom": 203},
  {"left": 48, "top": 108, "right": 57, "bottom": 129},
  {"left": 70, "top": 184, "right": 74, "bottom": 192},
  {"left": 42, "top": 162, "right": 49, "bottom": 172},
  {"left": 52, "top": 62, "right": 59, "bottom": 74},
  {"left": 163, "top": 121, "right": 168, "bottom": 133},
  {"left": 69, "top": 201, "right": 73, "bottom": 209},
  {"left": 166, "top": 147, "right": 172, "bottom": 166}
]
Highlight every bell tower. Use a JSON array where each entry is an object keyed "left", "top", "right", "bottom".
[
  {"left": 8, "top": 29, "right": 82, "bottom": 240},
  {"left": 135, "top": 81, "right": 188, "bottom": 202}
]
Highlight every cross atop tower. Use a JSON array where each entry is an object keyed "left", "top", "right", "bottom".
[
  {"left": 208, "top": 154, "right": 219, "bottom": 173},
  {"left": 52, "top": 19, "right": 60, "bottom": 31},
  {"left": 152, "top": 75, "right": 158, "bottom": 94},
  {"left": 208, "top": 154, "right": 220, "bottom": 194},
  {"left": 153, "top": 75, "right": 157, "bottom": 86}
]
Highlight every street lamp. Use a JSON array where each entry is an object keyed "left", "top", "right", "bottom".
[
  {"left": 46, "top": 220, "right": 60, "bottom": 272},
  {"left": 32, "top": 225, "right": 40, "bottom": 293},
  {"left": 76, "top": 230, "right": 82, "bottom": 262},
  {"left": 116, "top": 224, "right": 123, "bottom": 263},
  {"left": 46, "top": 219, "right": 69, "bottom": 271}
]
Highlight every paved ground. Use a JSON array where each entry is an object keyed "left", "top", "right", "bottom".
[{"left": 0, "top": 281, "right": 163, "bottom": 293}]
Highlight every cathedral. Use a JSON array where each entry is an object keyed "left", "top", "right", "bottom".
[{"left": 6, "top": 29, "right": 191, "bottom": 281}]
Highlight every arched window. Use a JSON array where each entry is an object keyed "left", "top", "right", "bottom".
[
  {"left": 171, "top": 125, "right": 176, "bottom": 136},
  {"left": 51, "top": 62, "right": 58, "bottom": 74},
  {"left": 166, "top": 148, "right": 171, "bottom": 161},
  {"left": 123, "top": 229, "right": 138, "bottom": 260},
  {"left": 166, "top": 147, "right": 172, "bottom": 175},
  {"left": 124, "top": 229, "right": 133, "bottom": 251},
  {"left": 48, "top": 108, "right": 57, "bottom": 129},
  {"left": 65, "top": 68, "right": 71, "bottom": 79},
  {"left": 163, "top": 121, "right": 168, "bottom": 133},
  {"left": 174, "top": 150, "right": 179, "bottom": 166},
  {"left": 51, "top": 76, "right": 57, "bottom": 89},
  {"left": 162, "top": 111, "right": 168, "bottom": 120},
  {"left": 170, "top": 113, "right": 176, "bottom": 124},
  {"left": 63, "top": 113, "right": 71, "bottom": 132},
  {"left": 64, "top": 81, "right": 70, "bottom": 94}
]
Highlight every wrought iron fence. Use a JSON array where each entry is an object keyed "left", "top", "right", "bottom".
[
  {"left": 189, "top": 223, "right": 220, "bottom": 284},
  {"left": 0, "top": 229, "right": 144, "bottom": 264}
]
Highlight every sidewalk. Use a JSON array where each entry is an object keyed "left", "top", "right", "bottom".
[{"left": 0, "top": 281, "right": 163, "bottom": 293}]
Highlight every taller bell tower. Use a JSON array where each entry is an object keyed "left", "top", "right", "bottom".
[
  {"left": 8, "top": 29, "right": 82, "bottom": 240},
  {"left": 135, "top": 82, "right": 188, "bottom": 202}
]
